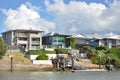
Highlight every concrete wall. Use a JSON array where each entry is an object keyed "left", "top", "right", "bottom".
[
  {"left": 46, "top": 54, "right": 57, "bottom": 60},
  {"left": 44, "top": 48, "right": 54, "bottom": 51},
  {"left": 32, "top": 60, "right": 52, "bottom": 64},
  {"left": 27, "top": 54, "right": 67, "bottom": 60},
  {"left": 26, "top": 54, "right": 39, "bottom": 60}
]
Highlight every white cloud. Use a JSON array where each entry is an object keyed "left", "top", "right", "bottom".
[
  {"left": 45, "top": 0, "right": 120, "bottom": 34},
  {"left": 2, "top": 2, "right": 55, "bottom": 33},
  {"left": 105, "top": 32, "right": 118, "bottom": 37}
]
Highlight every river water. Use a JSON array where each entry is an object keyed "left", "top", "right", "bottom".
[{"left": 0, "top": 71, "right": 119, "bottom": 80}]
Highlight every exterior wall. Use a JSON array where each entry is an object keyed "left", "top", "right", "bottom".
[
  {"left": 27, "top": 55, "right": 39, "bottom": 60},
  {"left": 42, "top": 35, "right": 68, "bottom": 49},
  {"left": 44, "top": 48, "right": 54, "bottom": 51},
  {"left": 76, "top": 38, "right": 89, "bottom": 45},
  {"left": 2, "top": 29, "right": 43, "bottom": 51},
  {"left": 2, "top": 31, "right": 13, "bottom": 45},
  {"left": 32, "top": 60, "right": 52, "bottom": 64},
  {"left": 46, "top": 54, "right": 57, "bottom": 60},
  {"left": 90, "top": 38, "right": 120, "bottom": 48},
  {"left": 27, "top": 54, "right": 67, "bottom": 60},
  {"left": 102, "top": 38, "right": 120, "bottom": 48}
]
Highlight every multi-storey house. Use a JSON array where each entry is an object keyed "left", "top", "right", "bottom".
[
  {"left": 2, "top": 29, "right": 43, "bottom": 51},
  {"left": 42, "top": 32, "right": 71, "bottom": 48}
]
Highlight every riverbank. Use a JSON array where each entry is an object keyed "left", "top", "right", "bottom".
[{"left": 0, "top": 64, "right": 54, "bottom": 72}]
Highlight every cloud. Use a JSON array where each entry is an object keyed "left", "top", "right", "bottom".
[
  {"left": 45, "top": 0, "right": 120, "bottom": 34},
  {"left": 105, "top": 32, "right": 118, "bottom": 37},
  {"left": 2, "top": 2, "right": 55, "bottom": 33}
]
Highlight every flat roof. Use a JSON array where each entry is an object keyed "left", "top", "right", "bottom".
[
  {"left": 43, "top": 32, "right": 71, "bottom": 37},
  {"left": 2, "top": 29, "right": 44, "bottom": 34}
]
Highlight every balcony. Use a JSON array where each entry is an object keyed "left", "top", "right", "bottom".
[
  {"left": 31, "top": 46, "right": 40, "bottom": 50},
  {"left": 15, "top": 33, "right": 28, "bottom": 37},
  {"left": 17, "top": 40, "right": 27, "bottom": 44},
  {"left": 32, "top": 41, "right": 40, "bottom": 44},
  {"left": 30, "top": 34, "right": 40, "bottom": 37}
]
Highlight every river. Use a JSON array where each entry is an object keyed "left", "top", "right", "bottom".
[{"left": 0, "top": 71, "right": 119, "bottom": 80}]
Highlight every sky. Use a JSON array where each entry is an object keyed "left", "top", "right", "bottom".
[{"left": 0, "top": 0, "right": 120, "bottom": 36}]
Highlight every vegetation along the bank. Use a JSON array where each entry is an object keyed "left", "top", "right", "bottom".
[
  {"left": 0, "top": 37, "right": 7, "bottom": 59},
  {"left": 90, "top": 46, "right": 120, "bottom": 68}
]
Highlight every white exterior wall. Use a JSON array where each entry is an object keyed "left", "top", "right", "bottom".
[
  {"left": 33, "top": 60, "right": 52, "bottom": 64},
  {"left": 27, "top": 54, "right": 67, "bottom": 60},
  {"left": 46, "top": 54, "right": 57, "bottom": 60},
  {"left": 27, "top": 55, "right": 39, "bottom": 60},
  {"left": 44, "top": 48, "right": 54, "bottom": 51}
]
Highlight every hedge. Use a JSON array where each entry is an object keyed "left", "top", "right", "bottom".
[
  {"left": 27, "top": 50, "right": 56, "bottom": 55},
  {"left": 95, "top": 46, "right": 107, "bottom": 50},
  {"left": 55, "top": 48, "right": 68, "bottom": 54},
  {"left": 36, "top": 54, "right": 48, "bottom": 60}
]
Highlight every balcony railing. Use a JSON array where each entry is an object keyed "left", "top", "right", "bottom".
[
  {"left": 32, "top": 41, "right": 40, "bottom": 44},
  {"left": 15, "top": 33, "right": 27, "bottom": 36}
]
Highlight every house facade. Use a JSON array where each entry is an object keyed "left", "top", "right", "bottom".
[
  {"left": 89, "top": 33, "right": 104, "bottom": 47},
  {"left": 73, "top": 34, "right": 90, "bottom": 48},
  {"left": 2, "top": 29, "right": 43, "bottom": 51},
  {"left": 89, "top": 33, "right": 120, "bottom": 48},
  {"left": 42, "top": 32, "right": 71, "bottom": 48},
  {"left": 102, "top": 37, "right": 120, "bottom": 48}
]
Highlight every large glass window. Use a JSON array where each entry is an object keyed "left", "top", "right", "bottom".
[{"left": 52, "top": 36, "right": 65, "bottom": 42}]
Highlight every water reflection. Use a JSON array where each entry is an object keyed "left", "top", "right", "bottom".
[{"left": 0, "top": 71, "right": 120, "bottom": 80}]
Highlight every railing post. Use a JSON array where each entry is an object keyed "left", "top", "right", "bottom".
[
  {"left": 98, "top": 55, "right": 101, "bottom": 69},
  {"left": 10, "top": 55, "right": 13, "bottom": 72}
]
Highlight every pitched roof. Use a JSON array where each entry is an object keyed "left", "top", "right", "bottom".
[
  {"left": 73, "top": 33, "right": 88, "bottom": 39},
  {"left": 89, "top": 33, "right": 102, "bottom": 39},
  {"left": 44, "top": 32, "right": 71, "bottom": 37}
]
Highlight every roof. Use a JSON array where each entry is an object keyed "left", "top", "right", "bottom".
[
  {"left": 2, "top": 29, "right": 44, "bottom": 34},
  {"left": 103, "top": 35, "right": 120, "bottom": 40},
  {"left": 73, "top": 33, "right": 89, "bottom": 39},
  {"left": 89, "top": 33, "right": 102, "bottom": 39},
  {"left": 44, "top": 32, "right": 71, "bottom": 37}
]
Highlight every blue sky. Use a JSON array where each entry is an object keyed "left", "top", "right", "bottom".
[{"left": 0, "top": 0, "right": 119, "bottom": 36}]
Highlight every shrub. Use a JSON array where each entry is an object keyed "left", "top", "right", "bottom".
[
  {"left": 108, "top": 47, "right": 120, "bottom": 59},
  {"left": 90, "top": 53, "right": 107, "bottom": 65},
  {"left": 107, "top": 54, "right": 120, "bottom": 67},
  {"left": 27, "top": 50, "right": 56, "bottom": 55},
  {"left": 95, "top": 46, "right": 107, "bottom": 51},
  {"left": 100, "top": 55, "right": 108, "bottom": 65},
  {"left": 36, "top": 54, "right": 48, "bottom": 60},
  {"left": 0, "top": 37, "right": 7, "bottom": 59},
  {"left": 55, "top": 48, "right": 68, "bottom": 54},
  {"left": 83, "top": 46, "right": 91, "bottom": 51},
  {"left": 90, "top": 47, "right": 120, "bottom": 67},
  {"left": 90, "top": 53, "right": 98, "bottom": 64},
  {"left": 45, "top": 50, "right": 56, "bottom": 54}
]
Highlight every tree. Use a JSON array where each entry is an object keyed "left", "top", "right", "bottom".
[
  {"left": 0, "top": 37, "right": 7, "bottom": 59},
  {"left": 70, "top": 37, "right": 76, "bottom": 49},
  {"left": 66, "top": 37, "right": 71, "bottom": 47}
]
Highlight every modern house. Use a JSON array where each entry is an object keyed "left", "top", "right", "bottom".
[
  {"left": 42, "top": 32, "right": 71, "bottom": 48},
  {"left": 89, "top": 33, "right": 120, "bottom": 48},
  {"left": 73, "top": 33, "right": 90, "bottom": 48},
  {"left": 89, "top": 33, "right": 104, "bottom": 47},
  {"left": 102, "top": 36, "right": 120, "bottom": 48},
  {"left": 2, "top": 29, "right": 43, "bottom": 51}
]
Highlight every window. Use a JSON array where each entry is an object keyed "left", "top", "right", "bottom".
[{"left": 52, "top": 36, "right": 65, "bottom": 42}]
